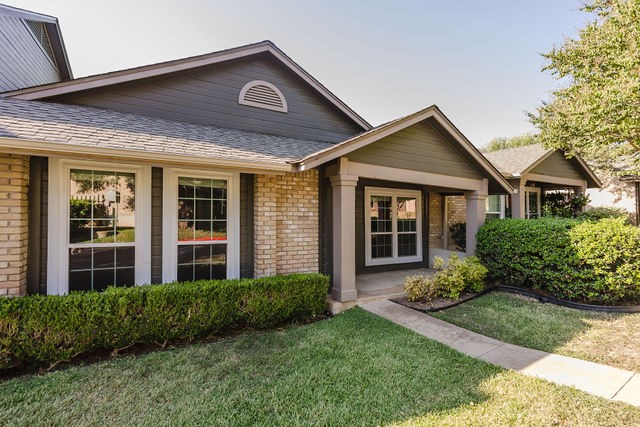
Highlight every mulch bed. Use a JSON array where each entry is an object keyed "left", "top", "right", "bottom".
[{"left": 391, "top": 292, "right": 480, "bottom": 313}]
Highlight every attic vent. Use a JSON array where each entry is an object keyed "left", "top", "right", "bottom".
[
  {"left": 239, "top": 80, "right": 288, "bottom": 113},
  {"left": 24, "top": 20, "right": 56, "bottom": 67}
]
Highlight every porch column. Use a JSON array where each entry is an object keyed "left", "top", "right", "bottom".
[
  {"left": 573, "top": 185, "right": 586, "bottom": 214},
  {"left": 330, "top": 173, "right": 358, "bottom": 302},
  {"left": 465, "top": 187, "right": 487, "bottom": 256},
  {"left": 511, "top": 180, "right": 526, "bottom": 219}
]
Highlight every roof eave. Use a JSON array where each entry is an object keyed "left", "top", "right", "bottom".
[{"left": 0, "top": 137, "right": 295, "bottom": 173}]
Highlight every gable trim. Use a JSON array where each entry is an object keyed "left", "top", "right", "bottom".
[
  {"left": 295, "top": 106, "right": 513, "bottom": 193},
  {"left": 3, "top": 41, "right": 369, "bottom": 131},
  {"left": 522, "top": 149, "right": 602, "bottom": 188}
]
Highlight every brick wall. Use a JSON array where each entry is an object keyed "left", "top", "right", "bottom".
[
  {"left": 428, "top": 192, "right": 443, "bottom": 248},
  {"left": 0, "top": 154, "right": 29, "bottom": 297},
  {"left": 446, "top": 195, "right": 466, "bottom": 249},
  {"left": 254, "top": 170, "right": 319, "bottom": 277}
]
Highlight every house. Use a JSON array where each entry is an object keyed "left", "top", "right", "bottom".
[
  {"left": 0, "top": 27, "right": 516, "bottom": 304},
  {"left": 482, "top": 144, "right": 601, "bottom": 219},
  {"left": 0, "top": 4, "right": 72, "bottom": 91}
]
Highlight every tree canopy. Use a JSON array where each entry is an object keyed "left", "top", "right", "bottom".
[
  {"left": 481, "top": 133, "right": 538, "bottom": 152},
  {"left": 529, "top": 0, "right": 640, "bottom": 174}
]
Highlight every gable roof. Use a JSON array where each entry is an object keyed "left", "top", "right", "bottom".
[
  {"left": 293, "top": 105, "right": 513, "bottom": 193},
  {"left": 1, "top": 40, "right": 369, "bottom": 131},
  {"left": 483, "top": 143, "right": 602, "bottom": 187},
  {"left": 0, "top": 97, "right": 331, "bottom": 171},
  {"left": 0, "top": 4, "right": 72, "bottom": 81}
]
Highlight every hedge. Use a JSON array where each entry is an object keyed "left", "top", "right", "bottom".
[
  {"left": 476, "top": 217, "right": 640, "bottom": 305},
  {"left": 0, "top": 274, "right": 329, "bottom": 370}
]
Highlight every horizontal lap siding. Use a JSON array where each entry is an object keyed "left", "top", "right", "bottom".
[
  {"left": 347, "top": 122, "right": 482, "bottom": 179},
  {"left": 0, "top": 16, "right": 60, "bottom": 92},
  {"left": 355, "top": 179, "right": 429, "bottom": 275},
  {"left": 530, "top": 151, "right": 586, "bottom": 181},
  {"left": 54, "top": 55, "right": 362, "bottom": 143}
]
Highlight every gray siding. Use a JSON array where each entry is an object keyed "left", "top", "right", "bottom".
[
  {"left": 151, "top": 167, "right": 163, "bottom": 283},
  {"left": 0, "top": 15, "right": 60, "bottom": 92},
  {"left": 27, "top": 156, "right": 47, "bottom": 295},
  {"left": 355, "top": 179, "right": 429, "bottom": 275},
  {"left": 530, "top": 151, "right": 586, "bottom": 181},
  {"left": 239, "top": 173, "right": 254, "bottom": 278},
  {"left": 347, "top": 121, "right": 483, "bottom": 179},
  {"left": 52, "top": 54, "right": 363, "bottom": 143}
]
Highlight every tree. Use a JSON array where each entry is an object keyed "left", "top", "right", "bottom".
[
  {"left": 482, "top": 133, "right": 538, "bottom": 152},
  {"left": 529, "top": 0, "right": 640, "bottom": 175}
]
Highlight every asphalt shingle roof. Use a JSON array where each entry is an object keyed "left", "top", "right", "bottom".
[
  {"left": 0, "top": 97, "right": 334, "bottom": 165},
  {"left": 482, "top": 144, "right": 552, "bottom": 177}
]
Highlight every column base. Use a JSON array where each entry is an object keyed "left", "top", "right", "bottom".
[{"left": 331, "top": 287, "right": 358, "bottom": 303}]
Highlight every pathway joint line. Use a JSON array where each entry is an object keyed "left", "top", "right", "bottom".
[{"left": 612, "top": 373, "right": 636, "bottom": 400}]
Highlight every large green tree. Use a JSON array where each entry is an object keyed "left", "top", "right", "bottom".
[{"left": 530, "top": 0, "right": 640, "bottom": 174}]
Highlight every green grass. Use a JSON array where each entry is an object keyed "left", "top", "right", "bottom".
[
  {"left": 432, "top": 292, "right": 640, "bottom": 372},
  {"left": 1, "top": 308, "right": 638, "bottom": 426}
]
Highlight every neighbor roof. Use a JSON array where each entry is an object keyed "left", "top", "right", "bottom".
[
  {"left": 483, "top": 143, "right": 601, "bottom": 187},
  {"left": 0, "top": 97, "right": 331, "bottom": 170},
  {"left": 0, "top": 4, "right": 73, "bottom": 81},
  {"left": 1, "top": 40, "right": 369, "bottom": 131}
]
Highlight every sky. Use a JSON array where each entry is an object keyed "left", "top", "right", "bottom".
[{"left": 8, "top": 0, "right": 593, "bottom": 147}]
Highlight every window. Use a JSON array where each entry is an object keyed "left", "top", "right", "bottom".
[
  {"left": 365, "top": 187, "right": 422, "bottom": 266},
  {"left": 238, "top": 80, "right": 288, "bottom": 113},
  {"left": 48, "top": 159, "right": 151, "bottom": 295},
  {"left": 486, "top": 195, "right": 505, "bottom": 220},
  {"left": 525, "top": 187, "right": 541, "bottom": 219},
  {"left": 163, "top": 169, "right": 239, "bottom": 282}
]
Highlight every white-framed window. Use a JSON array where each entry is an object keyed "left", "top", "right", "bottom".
[
  {"left": 47, "top": 159, "right": 151, "bottom": 295},
  {"left": 486, "top": 195, "right": 506, "bottom": 220},
  {"left": 162, "top": 168, "right": 240, "bottom": 282},
  {"left": 525, "top": 187, "right": 541, "bottom": 219},
  {"left": 364, "top": 187, "right": 422, "bottom": 266}
]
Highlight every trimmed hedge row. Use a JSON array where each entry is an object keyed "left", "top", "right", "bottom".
[
  {"left": 0, "top": 274, "right": 329, "bottom": 370},
  {"left": 477, "top": 217, "right": 640, "bottom": 304}
]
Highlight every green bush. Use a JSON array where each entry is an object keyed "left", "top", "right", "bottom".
[
  {"left": 476, "top": 217, "right": 640, "bottom": 304},
  {"left": 405, "top": 255, "right": 487, "bottom": 302},
  {"left": 0, "top": 274, "right": 329, "bottom": 370},
  {"left": 577, "top": 206, "right": 632, "bottom": 223}
]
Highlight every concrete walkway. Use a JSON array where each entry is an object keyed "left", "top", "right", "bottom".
[{"left": 359, "top": 300, "right": 640, "bottom": 408}]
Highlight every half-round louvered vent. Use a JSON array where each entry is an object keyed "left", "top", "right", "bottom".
[{"left": 238, "top": 80, "right": 288, "bottom": 113}]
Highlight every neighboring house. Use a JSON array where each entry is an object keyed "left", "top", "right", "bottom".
[
  {"left": 0, "top": 4, "right": 72, "bottom": 91},
  {"left": 482, "top": 144, "right": 601, "bottom": 219}
]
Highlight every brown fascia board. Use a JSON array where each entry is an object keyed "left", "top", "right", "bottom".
[
  {"left": 520, "top": 149, "right": 603, "bottom": 188},
  {"left": 43, "top": 22, "right": 73, "bottom": 80},
  {"left": 2, "top": 40, "right": 371, "bottom": 131}
]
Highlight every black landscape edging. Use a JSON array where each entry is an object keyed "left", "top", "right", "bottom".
[{"left": 392, "top": 285, "right": 640, "bottom": 314}]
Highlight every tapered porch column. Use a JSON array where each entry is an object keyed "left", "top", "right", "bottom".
[
  {"left": 330, "top": 173, "right": 358, "bottom": 302},
  {"left": 465, "top": 186, "right": 488, "bottom": 256},
  {"left": 511, "top": 180, "right": 526, "bottom": 219}
]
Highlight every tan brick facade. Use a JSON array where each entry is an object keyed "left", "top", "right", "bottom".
[
  {"left": 0, "top": 154, "right": 29, "bottom": 297},
  {"left": 446, "top": 195, "right": 466, "bottom": 249},
  {"left": 428, "top": 193, "right": 468, "bottom": 250},
  {"left": 254, "top": 170, "right": 319, "bottom": 277}
]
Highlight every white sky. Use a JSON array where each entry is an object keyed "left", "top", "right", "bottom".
[{"left": 8, "top": 0, "right": 592, "bottom": 147}]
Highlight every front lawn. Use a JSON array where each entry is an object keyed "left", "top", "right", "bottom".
[
  {"left": 1, "top": 308, "right": 638, "bottom": 426},
  {"left": 432, "top": 292, "right": 640, "bottom": 372}
]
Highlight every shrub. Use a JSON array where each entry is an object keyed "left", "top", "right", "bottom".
[
  {"left": 578, "top": 206, "right": 632, "bottom": 223},
  {"left": 476, "top": 217, "right": 640, "bottom": 304},
  {"left": 404, "top": 255, "right": 487, "bottom": 302},
  {"left": 448, "top": 222, "right": 466, "bottom": 251},
  {"left": 0, "top": 274, "right": 329, "bottom": 370}
]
